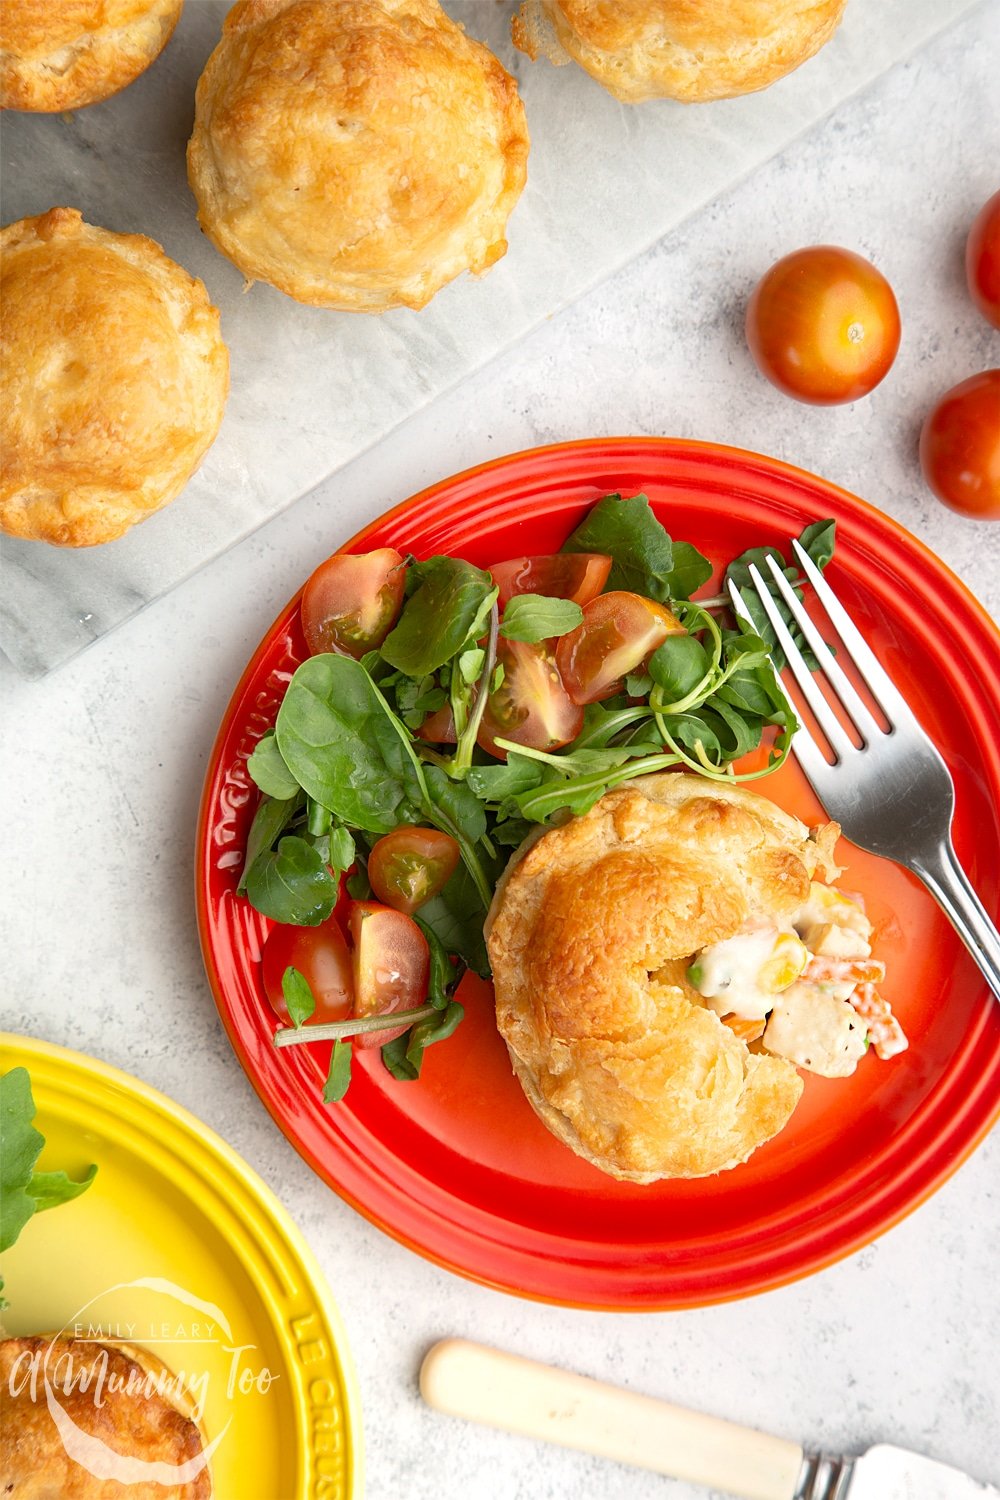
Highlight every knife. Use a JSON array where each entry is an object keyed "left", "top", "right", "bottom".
[{"left": 420, "top": 1339, "right": 997, "bottom": 1500}]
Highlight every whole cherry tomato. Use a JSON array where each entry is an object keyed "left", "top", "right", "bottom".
[
  {"left": 348, "top": 902, "right": 430, "bottom": 1048},
  {"left": 746, "top": 246, "right": 901, "bottom": 405},
  {"left": 919, "top": 370, "right": 1000, "bottom": 519},
  {"left": 368, "top": 828, "right": 461, "bottom": 915},
  {"left": 301, "top": 548, "right": 406, "bottom": 658},
  {"left": 477, "top": 638, "right": 583, "bottom": 760},
  {"left": 488, "top": 553, "right": 612, "bottom": 609},
  {"left": 966, "top": 190, "right": 1000, "bottom": 329},
  {"left": 262, "top": 916, "right": 354, "bottom": 1024},
  {"left": 556, "top": 591, "right": 684, "bottom": 705}
]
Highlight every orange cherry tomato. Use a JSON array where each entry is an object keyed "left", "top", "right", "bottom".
[
  {"left": 919, "top": 371, "right": 1000, "bottom": 519},
  {"left": 348, "top": 902, "right": 429, "bottom": 1049},
  {"left": 368, "top": 828, "right": 461, "bottom": 916},
  {"left": 487, "top": 553, "right": 613, "bottom": 609},
  {"left": 966, "top": 190, "right": 1000, "bottom": 329},
  {"left": 555, "top": 591, "right": 684, "bottom": 705},
  {"left": 301, "top": 548, "right": 406, "bottom": 658},
  {"left": 477, "top": 638, "right": 583, "bottom": 760},
  {"left": 745, "top": 246, "right": 901, "bottom": 405},
  {"left": 262, "top": 916, "right": 354, "bottom": 1024}
]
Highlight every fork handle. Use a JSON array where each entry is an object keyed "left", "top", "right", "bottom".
[
  {"left": 420, "top": 1339, "right": 805, "bottom": 1500},
  {"left": 911, "top": 840, "right": 1000, "bottom": 1002}
]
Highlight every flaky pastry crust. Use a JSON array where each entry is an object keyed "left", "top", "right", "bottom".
[
  {"left": 0, "top": 0, "right": 183, "bottom": 113},
  {"left": 488, "top": 774, "right": 842, "bottom": 1180},
  {"left": 512, "top": 0, "right": 847, "bottom": 104},
  {"left": 0, "top": 207, "right": 229, "bottom": 547},
  {"left": 187, "top": 0, "right": 529, "bottom": 312},
  {"left": 0, "top": 1337, "right": 211, "bottom": 1497}
]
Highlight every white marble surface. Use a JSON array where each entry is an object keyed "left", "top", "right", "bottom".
[
  {"left": 2, "top": 7, "right": 1000, "bottom": 1499},
  {"left": 0, "top": 0, "right": 984, "bottom": 677}
]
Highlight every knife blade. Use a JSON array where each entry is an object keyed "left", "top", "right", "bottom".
[{"left": 420, "top": 1340, "right": 998, "bottom": 1500}]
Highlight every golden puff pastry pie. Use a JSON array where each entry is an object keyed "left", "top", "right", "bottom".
[
  {"left": 0, "top": 1337, "right": 211, "bottom": 1497},
  {"left": 512, "top": 0, "right": 848, "bottom": 104},
  {"left": 1, "top": 207, "right": 229, "bottom": 548},
  {"left": 187, "top": 0, "right": 529, "bottom": 312},
  {"left": 487, "top": 773, "right": 842, "bottom": 1181},
  {"left": 0, "top": 0, "right": 183, "bottom": 113}
]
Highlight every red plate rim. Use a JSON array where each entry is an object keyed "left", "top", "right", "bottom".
[{"left": 196, "top": 437, "right": 1000, "bottom": 1310}]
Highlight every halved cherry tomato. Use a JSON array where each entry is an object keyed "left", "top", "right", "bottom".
[
  {"left": 919, "top": 370, "right": 1000, "bottom": 518},
  {"left": 301, "top": 548, "right": 406, "bottom": 658},
  {"left": 348, "top": 902, "right": 430, "bottom": 1048},
  {"left": 417, "top": 704, "right": 457, "bottom": 743},
  {"left": 556, "top": 591, "right": 685, "bottom": 705},
  {"left": 368, "top": 828, "right": 461, "bottom": 915},
  {"left": 477, "top": 638, "right": 583, "bottom": 760},
  {"left": 746, "top": 246, "right": 901, "bottom": 405},
  {"left": 262, "top": 916, "right": 354, "bottom": 1024},
  {"left": 967, "top": 190, "right": 1000, "bottom": 330},
  {"left": 488, "top": 553, "right": 613, "bottom": 609}
]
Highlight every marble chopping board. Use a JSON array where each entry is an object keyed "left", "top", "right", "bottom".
[{"left": 0, "top": 0, "right": 984, "bottom": 678}]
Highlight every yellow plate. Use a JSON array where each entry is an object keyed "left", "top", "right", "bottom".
[{"left": 0, "top": 1034, "right": 363, "bottom": 1500}]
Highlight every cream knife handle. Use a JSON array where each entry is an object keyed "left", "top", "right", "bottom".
[{"left": 420, "top": 1339, "right": 804, "bottom": 1500}]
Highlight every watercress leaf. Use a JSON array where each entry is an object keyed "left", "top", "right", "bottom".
[
  {"left": 322, "top": 1040, "right": 352, "bottom": 1104},
  {"left": 499, "top": 594, "right": 584, "bottom": 643},
  {"left": 380, "top": 557, "right": 496, "bottom": 677},
  {"left": 563, "top": 494, "right": 675, "bottom": 602},
  {"left": 416, "top": 863, "right": 490, "bottom": 976},
  {"left": 423, "top": 765, "right": 487, "bottom": 844},
  {"left": 799, "top": 518, "right": 836, "bottom": 570},
  {"left": 660, "top": 711, "right": 723, "bottom": 758},
  {"left": 247, "top": 732, "right": 301, "bottom": 801},
  {"left": 662, "top": 540, "right": 713, "bottom": 601},
  {"left": 381, "top": 1033, "right": 420, "bottom": 1082},
  {"left": 457, "top": 649, "right": 485, "bottom": 686},
  {"left": 239, "top": 791, "right": 303, "bottom": 894},
  {"left": 0, "top": 1067, "right": 45, "bottom": 1253},
  {"left": 703, "top": 699, "right": 763, "bottom": 758},
  {"left": 624, "top": 670, "right": 653, "bottom": 699},
  {"left": 716, "top": 670, "right": 775, "bottom": 719},
  {"left": 346, "top": 865, "right": 372, "bottom": 901},
  {"left": 466, "top": 754, "right": 543, "bottom": 801},
  {"left": 723, "top": 544, "right": 790, "bottom": 592},
  {"left": 328, "top": 825, "right": 356, "bottom": 878},
  {"left": 245, "top": 836, "right": 339, "bottom": 926},
  {"left": 28, "top": 1164, "right": 98, "bottom": 1214},
  {"left": 492, "top": 815, "right": 534, "bottom": 848},
  {"left": 275, "top": 655, "right": 422, "bottom": 835},
  {"left": 282, "top": 965, "right": 317, "bottom": 1027},
  {"left": 721, "top": 630, "right": 772, "bottom": 669},
  {"left": 649, "top": 635, "right": 710, "bottom": 699}
]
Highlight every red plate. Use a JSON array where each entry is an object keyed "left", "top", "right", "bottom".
[{"left": 197, "top": 438, "right": 1000, "bottom": 1309}]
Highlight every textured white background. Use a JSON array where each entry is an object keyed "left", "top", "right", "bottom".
[{"left": 2, "top": 6, "right": 1000, "bottom": 1499}]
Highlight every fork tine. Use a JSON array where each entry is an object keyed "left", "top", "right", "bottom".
[
  {"left": 791, "top": 539, "right": 914, "bottom": 726},
  {"left": 763, "top": 555, "right": 884, "bottom": 743},
  {"left": 727, "top": 578, "right": 841, "bottom": 790},
  {"left": 746, "top": 564, "right": 857, "bottom": 762}
]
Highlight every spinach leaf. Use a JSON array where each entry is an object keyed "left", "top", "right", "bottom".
[
  {"left": 245, "top": 836, "right": 339, "bottom": 926},
  {"left": 239, "top": 791, "right": 303, "bottom": 895},
  {"left": 500, "top": 594, "right": 583, "bottom": 643},
  {"left": 282, "top": 966, "right": 316, "bottom": 1027},
  {"left": 247, "top": 732, "right": 300, "bottom": 801},
  {"left": 662, "top": 540, "right": 713, "bottom": 601},
  {"left": 275, "top": 655, "right": 422, "bottom": 835},
  {"left": 424, "top": 765, "right": 488, "bottom": 844},
  {"left": 323, "top": 1041, "right": 352, "bottom": 1104},
  {"left": 380, "top": 557, "right": 496, "bottom": 677},
  {"left": 563, "top": 493, "right": 675, "bottom": 602}
]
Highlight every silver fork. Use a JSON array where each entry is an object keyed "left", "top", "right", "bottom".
[{"left": 729, "top": 539, "right": 1000, "bottom": 1001}]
